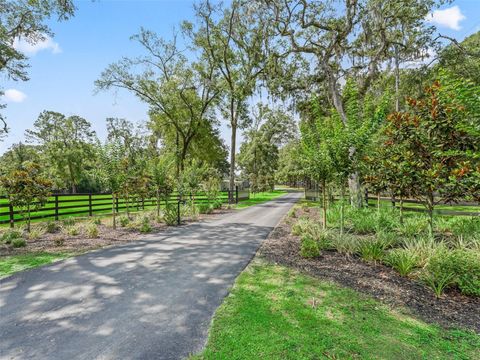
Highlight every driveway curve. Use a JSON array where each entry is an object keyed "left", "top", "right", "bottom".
[{"left": 0, "top": 192, "right": 301, "bottom": 360}]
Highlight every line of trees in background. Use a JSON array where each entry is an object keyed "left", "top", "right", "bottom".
[{"left": 1, "top": 0, "right": 480, "bottom": 234}]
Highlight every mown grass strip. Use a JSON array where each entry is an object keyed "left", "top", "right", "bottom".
[
  {"left": 234, "top": 190, "right": 288, "bottom": 209},
  {"left": 0, "top": 252, "right": 73, "bottom": 278},
  {"left": 193, "top": 260, "right": 480, "bottom": 360}
]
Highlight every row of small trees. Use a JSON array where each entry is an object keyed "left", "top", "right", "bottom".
[
  {"left": 0, "top": 135, "right": 224, "bottom": 231},
  {"left": 289, "top": 70, "right": 480, "bottom": 234}
]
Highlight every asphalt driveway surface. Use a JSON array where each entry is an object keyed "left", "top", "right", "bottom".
[{"left": 0, "top": 192, "right": 300, "bottom": 360}]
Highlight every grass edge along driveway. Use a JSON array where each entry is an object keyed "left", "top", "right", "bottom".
[
  {"left": 0, "top": 252, "right": 74, "bottom": 278},
  {"left": 192, "top": 259, "right": 480, "bottom": 360},
  {"left": 234, "top": 190, "right": 288, "bottom": 209}
]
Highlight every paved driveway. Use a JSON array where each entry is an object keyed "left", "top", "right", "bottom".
[{"left": 0, "top": 192, "right": 301, "bottom": 360}]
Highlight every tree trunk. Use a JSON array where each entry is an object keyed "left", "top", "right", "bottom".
[
  {"left": 68, "top": 162, "right": 77, "bottom": 194},
  {"left": 426, "top": 191, "right": 434, "bottom": 236},
  {"left": 156, "top": 189, "right": 161, "bottom": 218},
  {"left": 229, "top": 121, "right": 237, "bottom": 204},
  {"left": 394, "top": 45, "right": 400, "bottom": 113},
  {"left": 126, "top": 193, "right": 130, "bottom": 218},
  {"left": 322, "top": 179, "right": 327, "bottom": 230},
  {"left": 399, "top": 197, "right": 404, "bottom": 225},
  {"left": 377, "top": 192, "right": 381, "bottom": 212},
  {"left": 112, "top": 194, "right": 116, "bottom": 230},
  {"left": 340, "top": 186, "right": 345, "bottom": 236},
  {"left": 348, "top": 170, "right": 363, "bottom": 208},
  {"left": 27, "top": 204, "right": 31, "bottom": 233}
]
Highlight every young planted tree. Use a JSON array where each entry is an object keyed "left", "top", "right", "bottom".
[
  {"left": 0, "top": 162, "right": 52, "bottom": 232},
  {"left": 202, "top": 168, "right": 222, "bottom": 206},
  {"left": 150, "top": 155, "right": 174, "bottom": 218},
  {"left": 382, "top": 71, "right": 480, "bottom": 233},
  {"left": 299, "top": 118, "right": 332, "bottom": 229},
  {"left": 98, "top": 142, "right": 124, "bottom": 230},
  {"left": 25, "top": 111, "right": 98, "bottom": 193}
]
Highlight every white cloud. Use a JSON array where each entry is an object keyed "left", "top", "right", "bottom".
[
  {"left": 13, "top": 36, "right": 61, "bottom": 55},
  {"left": 426, "top": 6, "right": 466, "bottom": 31},
  {"left": 3, "top": 89, "right": 27, "bottom": 103}
]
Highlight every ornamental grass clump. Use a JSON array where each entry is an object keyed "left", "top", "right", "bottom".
[
  {"left": 357, "top": 237, "right": 390, "bottom": 262},
  {"left": 384, "top": 249, "right": 419, "bottom": 276},
  {"left": 85, "top": 223, "right": 99, "bottom": 238}
]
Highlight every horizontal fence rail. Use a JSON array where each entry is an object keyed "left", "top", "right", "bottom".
[
  {"left": 304, "top": 190, "right": 480, "bottom": 216},
  {"left": 0, "top": 187, "right": 250, "bottom": 227}
]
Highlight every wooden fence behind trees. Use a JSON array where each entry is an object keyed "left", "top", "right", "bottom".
[
  {"left": 304, "top": 189, "right": 480, "bottom": 216},
  {"left": 0, "top": 187, "right": 249, "bottom": 227}
]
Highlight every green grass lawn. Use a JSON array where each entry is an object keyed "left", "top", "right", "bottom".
[
  {"left": 193, "top": 260, "right": 479, "bottom": 360},
  {"left": 235, "top": 190, "right": 287, "bottom": 209},
  {"left": 367, "top": 199, "right": 480, "bottom": 213},
  {"left": 0, "top": 252, "right": 73, "bottom": 278}
]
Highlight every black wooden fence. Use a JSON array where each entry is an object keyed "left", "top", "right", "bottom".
[
  {"left": 0, "top": 187, "right": 250, "bottom": 227},
  {"left": 304, "top": 189, "right": 479, "bottom": 216}
]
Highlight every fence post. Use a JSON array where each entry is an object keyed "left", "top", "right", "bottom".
[
  {"left": 89, "top": 194, "right": 93, "bottom": 217},
  {"left": 116, "top": 196, "right": 119, "bottom": 213},
  {"left": 9, "top": 203, "right": 14, "bottom": 228},
  {"left": 177, "top": 198, "right": 181, "bottom": 226},
  {"left": 235, "top": 186, "right": 239, "bottom": 204},
  {"left": 54, "top": 195, "right": 59, "bottom": 221}
]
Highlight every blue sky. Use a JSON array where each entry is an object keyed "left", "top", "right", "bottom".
[{"left": 1, "top": 0, "right": 480, "bottom": 154}]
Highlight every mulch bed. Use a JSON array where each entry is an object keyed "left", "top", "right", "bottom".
[
  {"left": 259, "top": 207, "right": 480, "bottom": 333},
  {"left": 0, "top": 208, "right": 233, "bottom": 257}
]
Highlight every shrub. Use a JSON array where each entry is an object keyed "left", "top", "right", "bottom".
[
  {"left": 421, "top": 249, "right": 456, "bottom": 297},
  {"left": 357, "top": 237, "right": 389, "bottom": 262},
  {"left": 449, "top": 250, "right": 480, "bottom": 297},
  {"left": 384, "top": 249, "right": 418, "bottom": 276},
  {"left": 45, "top": 221, "right": 59, "bottom": 233},
  {"left": 1, "top": 229, "right": 22, "bottom": 244},
  {"left": 93, "top": 218, "right": 102, "bottom": 225},
  {"left": 85, "top": 223, "right": 99, "bottom": 238},
  {"left": 164, "top": 203, "right": 179, "bottom": 226},
  {"left": 12, "top": 238, "right": 26, "bottom": 248},
  {"left": 212, "top": 200, "right": 223, "bottom": 209},
  {"left": 198, "top": 203, "right": 213, "bottom": 214},
  {"left": 119, "top": 216, "right": 130, "bottom": 227},
  {"left": 54, "top": 237, "right": 65, "bottom": 247},
  {"left": 139, "top": 216, "right": 152, "bottom": 233},
  {"left": 300, "top": 235, "right": 320, "bottom": 258}
]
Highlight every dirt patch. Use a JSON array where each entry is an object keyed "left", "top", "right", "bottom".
[
  {"left": 0, "top": 208, "right": 233, "bottom": 257},
  {"left": 259, "top": 209, "right": 480, "bottom": 333}
]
